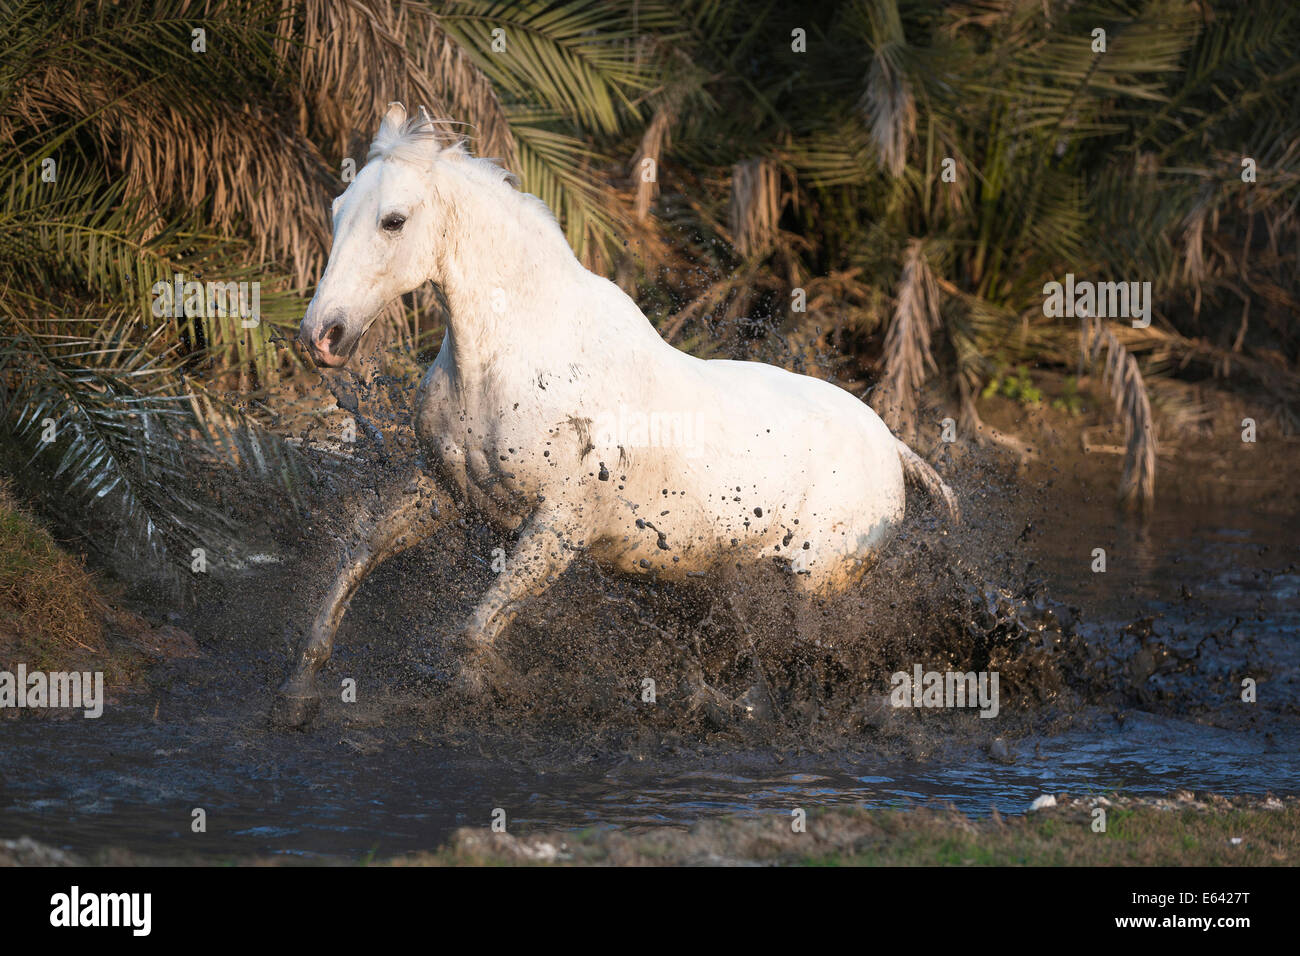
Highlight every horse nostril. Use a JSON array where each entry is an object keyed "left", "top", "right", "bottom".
[{"left": 317, "top": 323, "right": 344, "bottom": 353}]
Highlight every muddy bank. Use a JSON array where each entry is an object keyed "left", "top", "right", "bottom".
[{"left": 0, "top": 481, "right": 198, "bottom": 709}]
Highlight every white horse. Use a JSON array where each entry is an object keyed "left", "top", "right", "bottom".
[{"left": 271, "top": 103, "right": 957, "bottom": 729}]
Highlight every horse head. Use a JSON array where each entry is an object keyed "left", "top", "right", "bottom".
[{"left": 298, "top": 102, "right": 441, "bottom": 367}]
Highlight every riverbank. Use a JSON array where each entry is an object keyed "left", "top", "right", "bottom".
[
  {"left": 0, "top": 482, "right": 198, "bottom": 712},
  {"left": 419, "top": 792, "right": 1299, "bottom": 866},
  {"left": 3, "top": 792, "right": 1293, "bottom": 866}
]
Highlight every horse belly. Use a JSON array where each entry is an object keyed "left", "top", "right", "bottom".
[{"left": 589, "top": 415, "right": 902, "bottom": 590}]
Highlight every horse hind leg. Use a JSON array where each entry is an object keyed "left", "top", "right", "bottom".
[{"left": 270, "top": 473, "right": 452, "bottom": 730}]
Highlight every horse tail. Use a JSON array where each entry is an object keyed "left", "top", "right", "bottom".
[{"left": 895, "top": 438, "right": 960, "bottom": 523}]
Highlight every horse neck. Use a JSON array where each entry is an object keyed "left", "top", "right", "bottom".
[{"left": 431, "top": 169, "right": 585, "bottom": 382}]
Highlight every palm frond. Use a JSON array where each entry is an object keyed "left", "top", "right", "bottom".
[
  {"left": 0, "top": 308, "right": 319, "bottom": 587},
  {"left": 874, "top": 239, "right": 941, "bottom": 436},
  {"left": 1081, "top": 316, "right": 1157, "bottom": 509},
  {"left": 728, "top": 158, "right": 782, "bottom": 259}
]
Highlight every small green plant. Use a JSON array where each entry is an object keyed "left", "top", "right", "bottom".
[
  {"left": 1052, "top": 376, "right": 1086, "bottom": 416},
  {"left": 982, "top": 365, "right": 1043, "bottom": 406}
]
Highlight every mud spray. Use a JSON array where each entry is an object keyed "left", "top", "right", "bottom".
[{"left": 237, "top": 366, "right": 1122, "bottom": 764}]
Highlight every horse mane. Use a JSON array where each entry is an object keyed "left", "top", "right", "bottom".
[
  {"left": 367, "top": 113, "right": 442, "bottom": 165},
  {"left": 367, "top": 113, "right": 565, "bottom": 243}
]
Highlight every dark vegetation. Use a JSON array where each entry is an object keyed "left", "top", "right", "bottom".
[{"left": 2, "top": 0, "right": 1297, "bottom": 584}]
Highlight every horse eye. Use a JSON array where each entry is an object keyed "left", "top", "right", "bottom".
[{"left": 381, "top": 213, "right": 406, "bottom": 233}]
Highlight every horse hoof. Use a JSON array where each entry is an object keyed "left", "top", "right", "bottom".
[{"left": 270, "top": 690, "right": 320, "bottom": 730}]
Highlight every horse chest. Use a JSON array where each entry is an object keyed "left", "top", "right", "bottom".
[{"left": 414, "top": 369, "right": 552, "bottom": 524}]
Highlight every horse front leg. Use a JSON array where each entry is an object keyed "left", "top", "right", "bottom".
[
  {"left": 452, "top": 515, "right": 578, "bottom": 696},
  {"left": 270, "top": 472, "right": 453, "bottom": 729}
]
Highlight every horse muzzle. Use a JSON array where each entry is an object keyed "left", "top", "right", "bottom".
[{"left": 298, "top": 308, "right": 353, "bottom": 368}]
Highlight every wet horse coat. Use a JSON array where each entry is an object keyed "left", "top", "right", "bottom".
[{"left": 271, "top": 104, "right": 957, "bottom": 728}]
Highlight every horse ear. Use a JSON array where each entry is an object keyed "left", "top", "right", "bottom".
[{"left": 380, "top": 102, "right": 407, "bottom": 136}]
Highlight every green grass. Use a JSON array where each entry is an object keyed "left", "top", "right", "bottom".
[{"left": 396, "top": 797, "right": 1298, "bottom": 867}]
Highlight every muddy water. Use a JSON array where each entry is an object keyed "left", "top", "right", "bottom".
[{"left": 1, "top": 479, "right": 1297, "bottom": 861}]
